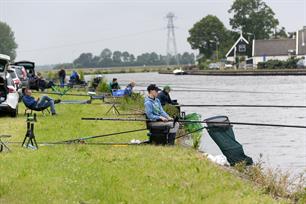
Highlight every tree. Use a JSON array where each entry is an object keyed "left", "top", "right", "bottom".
[
  {"left": 228, "top": 0, "right": 279, "bottom": 40},
  {"left": 274, "top": 27, "right": 288, "bottom": 39},
  {"left": 112, "top": 51, "right": 122, "bottom": 66},
  {"left": 99, "top": 48, "right": 113, "bottom": 67},
  {"left": 122, "top": 51, "right": 130, "bottom": 64},
  {"left": 187, "top": 15, "right": 233, "bottom": 61},
  {"left": 0, "top": 21, "right": 18, "bottom": 61},
  {"left": 73, "top": 53, "right": 93, "bottom": 68}
]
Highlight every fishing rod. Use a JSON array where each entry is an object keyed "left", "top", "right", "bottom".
[
  {"left": 81, "top": 117, "right": 306, "bottom": 129},
  {"left": 179, "top": 104, "right": 306, "bottom": 109},
  {"left": 136, "top": 89, "right": 298, "bottom": 95},
  {"left": 52, "top": 128, "right": 147, "bottom": 144},
  {"left": 32, "top": 91, "right": 90, "bottom": 97}
]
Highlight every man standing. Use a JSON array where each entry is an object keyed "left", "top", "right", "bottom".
[
  {"left": 144, "top": 84, "right": 179, "bottom": 145},
  {"left": 58, "top": 69, "right": 66, "bottom": 87},
  {"left": 23, "top": 88, "right": 60, "bottom": 115}
]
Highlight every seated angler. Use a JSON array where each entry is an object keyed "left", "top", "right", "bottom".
[
  {"left": 157, "top": 85, "right": 177, "bottom": 106},
  {"left": 109, "top": 78, "right": 121, "bottom": 91},
  {"left": 124, "top": 81, "right": 136, "bottom": 96},
  {"left": 144, "top": 84, "right": 179, "bottom": 145},
  {"left": 22, "top": 88, "right": 60, "bottom": 115}
]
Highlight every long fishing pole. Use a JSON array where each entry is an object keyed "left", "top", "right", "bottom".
[
  {"left": 32, "top": 91, "right": 90, "bottom": 97},
  {"left": 179, "top": 104, "right": 306, "bottom": 108},
  {"left": 81, "top": 117, "right": 306, "bottom": 129},
  {"left": 53, "top": 128, "right": 147, "bottom": 144},
  {"left": 136, "top": 89, "right": 298, "bottom": 95}
]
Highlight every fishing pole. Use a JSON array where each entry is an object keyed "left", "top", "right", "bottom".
[
  {"left": 179, "top": 104, "right": 306, "bottom": 109},
  {"left": 52, "top": 128, "right": 147, "bottom": 144},
  {"left": 81, "top": 117, "right": 306, "bottom": 129},
  {"left": 136, "top": 89, "right": 298, "bottom": 95},
  {"left": 32, "top": 91, "right": 90, "bottom": 97}
]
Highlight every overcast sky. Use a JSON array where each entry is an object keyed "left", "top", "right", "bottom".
[{"left": 0, "top": 0, "right": 305, "bottom": 65}]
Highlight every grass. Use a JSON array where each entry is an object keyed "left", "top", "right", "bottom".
[{"left": 0, "top": 91, "right": 289, "bottom": 203}]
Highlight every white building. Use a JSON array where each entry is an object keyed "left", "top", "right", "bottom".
[{"left": 252, "top": 27, "right": 306, "bottom": 66}]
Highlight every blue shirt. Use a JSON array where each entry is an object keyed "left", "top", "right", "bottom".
[
  {"left": 144, "top": 96, "right": 169, "bottom": 121},
  {"left": 23, "top": 95, "right": 37, "bottom": 108}
]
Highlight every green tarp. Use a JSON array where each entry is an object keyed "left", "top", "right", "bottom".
[{"left": 205, "top": 116, "right": 253, "bottom": 166}]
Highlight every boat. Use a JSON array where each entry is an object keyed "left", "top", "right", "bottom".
[{"left": 173, "top": 68, "right": 187, "bottom": 75}]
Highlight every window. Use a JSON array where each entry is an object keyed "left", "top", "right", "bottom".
[{"left": 238, "top": 44, "right": 246, "bottom": 52}]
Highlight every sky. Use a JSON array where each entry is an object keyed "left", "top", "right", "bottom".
[{"left": 0, "top": 0, "right": 305, "bottom": 65}]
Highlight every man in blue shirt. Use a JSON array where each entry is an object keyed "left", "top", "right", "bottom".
[
  {"left": 23, "top": 88, "right": 59, "bottom": 115},
  {"left": 144, "top": 84, "right": 179, "bottom": 145}
]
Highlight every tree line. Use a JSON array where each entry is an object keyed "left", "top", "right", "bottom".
[{"left": 70, "top": 49, "right": 195, "bottom": 68}]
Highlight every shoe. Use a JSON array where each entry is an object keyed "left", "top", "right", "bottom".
[
  {"left": 54, "top": 99, "right": 61, "bottom": 104},
  {"left": 52, "top": 112, "right": 57, "bottom": 115}
]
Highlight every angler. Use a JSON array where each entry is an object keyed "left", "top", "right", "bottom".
[{"left": 144, "top": 84, "right": 179, "bottom": 145}]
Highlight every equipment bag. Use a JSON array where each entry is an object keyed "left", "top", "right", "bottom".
[
  {"left": 112, "top": 89, "right": 125, "bottom": 97},
  {"left": 205, "top": 116, "right": 253, "bottom": 166}
]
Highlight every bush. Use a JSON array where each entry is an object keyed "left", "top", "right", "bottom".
[
  {"left": 257, "top": 57, "right": 301, "bottom": 69},
  {"left": 97, "top": 78, "right": 110, "bottom": 93},
  {"left": 79, "top": 70, "right": 84, "bottom": 81}
]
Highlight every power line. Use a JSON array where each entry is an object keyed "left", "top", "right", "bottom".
[{"left": 18, "top": 27, "right": 165, "bottom": 53}]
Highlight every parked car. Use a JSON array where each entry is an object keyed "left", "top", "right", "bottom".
[
  {"left": 7, "top": 68, "right": 23, "bottom": 101},
  {"left": 297, "top": 58, "right": 306, "bottom": 68},
  {"left": 9, "top": 65, "right": 28, "bottom": 88},
  {"left": 0, "top": 54, "right": 19, "bottom": 117},
  {"left": 224, "top": 63, "right": 233, "bottom": 69},
  {"left": 7, "top": 68, "right": 21, "bottom": 89},
  {"left": 12, "top": 61, "right": 38, "bottom": 90},
  {"left": 208, "top": 63, "right": 221, "bottom": 69}
]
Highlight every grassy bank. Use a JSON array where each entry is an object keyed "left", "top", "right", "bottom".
[{"left": 0, "top": 92, "right": 291, "bottom": 203}]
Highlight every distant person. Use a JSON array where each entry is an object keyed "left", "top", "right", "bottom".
[
  {"left": 144, "top": 84, "right": 179, "bottom": 145},
  {"left": 36, "top": 72, "right": 55, "bottom": 91},
  {"left": 23, "top": 88, "right": 60, "bottom": 115},
  {"left": 70, "top": 71, "right": 80, "bottom": 84},
  {"left": 58, "top": 69, "right": 66, "bottom": 87},
  {"left": 124, "top": 81, "right": 136, "bottom": 96},
  {"left": 157, "top": 85, "right": 177, "bottom": 106},
  {"left": 109, "top": 78, "right": 121, "bottom": 91}
]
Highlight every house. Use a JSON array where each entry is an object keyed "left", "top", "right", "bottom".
[
  {"left": 253, "top": 27, "right": 306, "bottom": 66},
  {"left": 225, "top": 33, "right": 250, "bottom": 63},
  {"left": 226, "top": 27, "right": 306, "bottom": 67}
]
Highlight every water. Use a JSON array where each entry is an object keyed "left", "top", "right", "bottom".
[{"left": 86, "top": 72, "right": 306, "bottom": 175}]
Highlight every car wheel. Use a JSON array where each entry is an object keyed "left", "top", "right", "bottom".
[{"left": 10, "top": 106, "right": 18, "bottom": 117}]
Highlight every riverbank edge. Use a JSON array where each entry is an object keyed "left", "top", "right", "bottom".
[{"left": 159, "top": 69, "right": 306, "bottom": 76}]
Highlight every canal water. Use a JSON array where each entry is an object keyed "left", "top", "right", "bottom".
[{"left": 87, "top": 72, "right": 306, "bottom": 175}]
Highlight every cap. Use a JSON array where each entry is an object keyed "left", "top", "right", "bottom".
[
  {"left": 163, "top": 85, "right": 171, "bottom": 91},
  {"left": 147, "top": 84, "right": 161, "bottom": 92}
]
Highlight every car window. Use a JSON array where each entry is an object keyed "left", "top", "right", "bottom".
[
  {"left": 9, "top": 71, "right": 17, "bottom": 78},
  {"left": 6, "top": 75, "right": 14, "bottom": 86},
  {"left": 15, "top": 68, "right": 23, "bottom": 76},
  {"left": 0, "top": 59, "right": 7, "bottom": 72}
]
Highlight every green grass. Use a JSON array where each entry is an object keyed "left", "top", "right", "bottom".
[{"left": 0, "top": 92, "right": 286, "bottom": 203}]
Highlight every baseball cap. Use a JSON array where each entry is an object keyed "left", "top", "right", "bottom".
[
  {"left": 147, "top": 84, "right": 161, "bottom": 92},
  {"left": 163, "top": 85, "right": 171, "bottom": 91}
]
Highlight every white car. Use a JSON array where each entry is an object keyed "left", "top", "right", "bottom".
[
  {"left": 297, "top": 58, "right": 306, "bottom": 68},
  {"left": 208, "top": 63, "right": 221, "bottom": 69},
  {"left": 0, "top": 54, "right": 19, "bottom": 117}
]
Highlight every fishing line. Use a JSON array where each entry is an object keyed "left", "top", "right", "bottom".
[
  {"left": 81, "top": 117, "right": 306, "bottom": 129},
  {"left": 179, "top": 104, "right": 306, "bottom": 109}
]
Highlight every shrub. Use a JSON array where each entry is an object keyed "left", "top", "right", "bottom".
[{"left": 97, "top": 78, "right": 110, "bottom": 93}]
